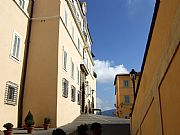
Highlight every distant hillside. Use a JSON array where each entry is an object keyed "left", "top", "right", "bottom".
[{"left": 102, "top": 109, "right": 116, "bottom": 117}]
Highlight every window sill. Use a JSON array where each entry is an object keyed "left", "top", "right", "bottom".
[
  {"left": 71, "top": 99, "right": 75, "bottom": 102},
  {"left": 4, "top": 102, "right": 16, "bottom": 106},
  {"left": 62, "top": 95, "right": 68, "bottom": 98},
  {"left": 123, "top": 103, "right": 133, "bottom": 106},
  {"left": 10, "top": 55, "right": 20, "bottom": 64},
  {"left": 63, "top": 68, "right": 67, "bottom": 72}
]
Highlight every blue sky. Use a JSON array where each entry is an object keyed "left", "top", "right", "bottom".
[{"left": 86, "top": 0, "right": 156, "bottom": 111}]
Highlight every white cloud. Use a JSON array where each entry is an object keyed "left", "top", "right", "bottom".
[
  {"left": 96, "top": 97, "right": 114, "bottom": 111},
  {"left": 94, "top": 59, "right": 129, "bottom": 84},
  {"left": 96, "top": 97, "right": 103, "bottom": 109}
]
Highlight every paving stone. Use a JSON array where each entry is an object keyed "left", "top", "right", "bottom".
[{"left": 12, "top": 114, "right": 130, "bottom": 135}]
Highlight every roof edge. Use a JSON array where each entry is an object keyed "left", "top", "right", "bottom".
[{"left": 130, "top": 0, "right": 160, "bottom": 117}]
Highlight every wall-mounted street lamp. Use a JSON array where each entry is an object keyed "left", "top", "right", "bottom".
[{"left": 130, "top": 69, "right": 137, "bottom": 102}]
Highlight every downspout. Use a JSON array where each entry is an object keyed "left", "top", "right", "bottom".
[{"left": 18, "top": 0, "right": 34, "bottom": 128}]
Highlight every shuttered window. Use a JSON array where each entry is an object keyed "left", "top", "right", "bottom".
[
  {"left": 71, "top": 85, "right": 76, "bottom": 102},
  {"left": 4, "top": 81, "right": 18, "bottom": 106},
  {"left": 71, "top": 60, "right": 74, "bottom": 79},
  {"left": 124, "top": 80, "right": 129, "bottom": 87},
  {"left": 77, "top": 68, "right": 80, "bottom": 85},
  {"left": 65, "top": 10, "right": 68, "bottom": 27},
  {"left": 63, "top": 50, "right": 67, "bottom": 70},
  {"left": 11, "top": 32, "right": 21, "bottom": 61},
  {"left": 62, "top": 78, "right": 68, "bottom": 98},
  {"left": 72, "top": 25, "right": 74, "bottom": 40},
  {"left": 77, "top": 91, "right": 80, "bottom": 105},
  {"left": 125, "top": 96, "right": 130, "bottom": 104},
  {"left": 19, "top": 0, "right": 25, "bottom": 9}
]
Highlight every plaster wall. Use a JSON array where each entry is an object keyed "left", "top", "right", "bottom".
[
  {"left": 131, "top": 0, "right": 180, "bottom": 134},
  {"left": 56, "top": 0, "right": 96, "bottom": 126},
  {"left": 0, "top": 0, "right": 29, "bottom": 130},
  {"left": 23, "top": 0, "right": 60, "bottom": 127},
  {"left": 115, "top": 75, "right": 139, "bottom": 118}
]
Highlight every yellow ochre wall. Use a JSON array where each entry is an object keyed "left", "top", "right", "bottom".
[
  {"left": 23, "top": 0, "right": 60, "bottom": 128},
  {"left": 115, "top": 74, "right": 139, "bottom": 118},
  {"left": 131, "top": 0, "right": 180, "bottom": 135}
]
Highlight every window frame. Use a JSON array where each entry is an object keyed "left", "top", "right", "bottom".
[
  {"left": 77, "top": 90, "right": 80, "bottom": 105},
  {"left": 124, "top": 80, "right": 129, "bottom": 87},
  {"left": 77, "top": 67, "right": 80, "bottom": 85},
  {"left": 62, "top": 78, "right": 68, "bottom": 98},
  {"left": 71, "top": 59, "right": 75, "bottom": 79},
  {"left": 63, "top": 48, "right": 68, "bottom": 71},
  {"left": 78, "top": 38, "right": 80, "bottom": 51},
  {"left": 124, "top": 95, "right": 130, "bottom": 104},
  {"left": 19, "top": 0, "right": 25, "bottom": 9},
  {"left": 10, "top": 31, "right": 22, "bottom": 62},
  {"left": 65, "top": 9, "right": 68, "bottom": 27},
  {"left": 4, "top": 81, "right": 18, "bottom": 106},
  {"left": 71, "top": 85, "right": 76, "bottom": 102},
  {"left": 71, "top": 24, "right": 74, "bottom": 40}
]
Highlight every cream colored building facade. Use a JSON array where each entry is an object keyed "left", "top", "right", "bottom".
[
  {"left": 0, "top": 0, "right": 96, "bottom": 130},
  {"left": 0, "top": 0, "right": 31, "bottom": 130},
  {"left": 114, "top": 74, "right": 139, "bottom": 119}
]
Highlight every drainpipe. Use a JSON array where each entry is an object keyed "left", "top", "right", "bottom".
[{"left": 18, "top": 0, "right": 34, "bottom": 128}]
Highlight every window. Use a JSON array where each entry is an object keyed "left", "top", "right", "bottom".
[
  {"left": 78, "top": 38, "right": 83, "bottom": 55},
  {"left": 11, "top": 32, "right": 21, "bottom": 61},
  {"left": 19, "top": 0, "right": 25, "bottom": 9},
  {"left": 83, "top": 20, "right": 87, "bottom": 32},
  {"left": 77, "top": 68, "right": 80, "bottom": 85},
  {"left": 88, "top": 86, "right": 91, "bottom": 95},
  {"left": 124, "top": 96, "right": 130, "bottom": 104},
  {"left": 4, "top": 81, "right": 18, "bottom": 106},
  {"left": 78, "top": 38, "right": 81, "bottom": 51},
  {"left": 124, "top": 80, "right": 129, "bottom": 87},
  {"left": 65, "top": 10, "right": 68, "bottom": 27},
  {"left": 63, "top": 49, "right": 67, "bottom": 70},
  {"left": 71, "top": 85, "right": 76, "bottom": 102},
  {"left": 84, "top": 52, "right": 88, "bottom": 66},
  {"left": 77, "top": 91, "right": 80, "bottom": 105},
  {"left": 89, "top": 64, "right": 91, "bottom": 74},
  {"left": 62, "top": 78, "right": 68, "bottom": 98},
  {"left": 71, "top": 25, "right": 74, "bottom": 40},
  {"left": 71, "top": 60, "right": 74, "bottom": 79}
]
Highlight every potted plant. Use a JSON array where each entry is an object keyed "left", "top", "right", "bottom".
[
  {"left": 43, "top": 117, "right": 51, "bottom": 130},
  {"left": 25, "top": 111, "right": 35, "bottom": 134},
  {"left": 3, "top": 123, "right": 13, "bottom": 135}
]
